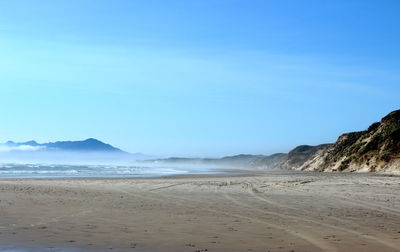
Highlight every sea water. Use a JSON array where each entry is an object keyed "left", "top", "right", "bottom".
[{"left": 0, "top": 163, "right": 221, "bottom": 178}]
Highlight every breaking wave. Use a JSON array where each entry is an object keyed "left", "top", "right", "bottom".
[{"left": 0, "top": 163, "right": 219, "bottom": 178}]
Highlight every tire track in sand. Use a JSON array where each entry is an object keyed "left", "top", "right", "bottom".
[
  {"left": 244, "top": 187, "right": 400, "bottom": 251},
  {"left": 286, "top": 186, "right": 400, "bottom": 218},
  {"left": 113, "top": 185, "right": 335, "bottom": 252}
]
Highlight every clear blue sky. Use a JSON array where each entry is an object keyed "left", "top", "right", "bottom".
[{"left": 0, "top": 0, "right": 399, "bottom": 157}]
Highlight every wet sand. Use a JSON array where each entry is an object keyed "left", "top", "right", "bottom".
[{"left": 0, "top": 171, "right": 399, "bottom": 252}]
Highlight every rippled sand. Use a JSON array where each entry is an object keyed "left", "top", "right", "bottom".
[{"left": 0, "top": 171, "right": 399, "bottom": 252}]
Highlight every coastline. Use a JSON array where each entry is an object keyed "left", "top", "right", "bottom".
[{"left": 0, "top": 171, "right": 399, "bottom": 252}]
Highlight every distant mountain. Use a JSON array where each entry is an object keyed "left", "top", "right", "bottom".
[
  {"left": 0, "top": 138, "right": 153, "bottom": 164},
  {"left": 248, "top": 153, "right": 288, "bottom": 168},
  {"left": 45, "top": 138, "right": 124, "bottom": 152},
  {"left": 278, "top": 144, "right": 332, "bottom": 170},
  {"left": 5, "top": 140, "right": 41, "bottom": 147},
  {"left": 149, "top": 153, "right": 286, "bottom": 168},
  {"left": 2, "top": 138, "right": 123, "bottom": 153}
]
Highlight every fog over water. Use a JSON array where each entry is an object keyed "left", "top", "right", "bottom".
[{"left": 0, "top": 150, "right": 224, "bottom": 178}]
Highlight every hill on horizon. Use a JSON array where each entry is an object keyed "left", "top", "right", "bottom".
[{"left": 2, "top": 138, "right": 124, "bottom": 153}]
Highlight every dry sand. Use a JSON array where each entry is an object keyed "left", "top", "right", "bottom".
[{"left": 0, "top": 171, "right": 399, "bottom": 252}]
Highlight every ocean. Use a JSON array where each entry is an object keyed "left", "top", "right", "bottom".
[{"left": 0, "top": 163, "right": 220, "bottom": 178}]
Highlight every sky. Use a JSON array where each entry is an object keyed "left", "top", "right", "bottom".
[{"left": 0, "top": 0, "right": 399, "bottom": 157}]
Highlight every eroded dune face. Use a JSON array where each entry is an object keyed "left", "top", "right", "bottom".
[{"left": 273, "top": 109, "right": 400, "bottom": 173}]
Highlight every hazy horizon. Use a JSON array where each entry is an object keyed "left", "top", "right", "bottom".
[{"left": 1, "top": 0, "right": 399, "bottom": 157}]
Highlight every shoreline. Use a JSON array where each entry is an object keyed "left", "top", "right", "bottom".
[
  {"left": 1, "top": 167, "right": 398, "bottom": 180},
  {"left": 0, "top": 171, "right": 399, "bottom": 252}
]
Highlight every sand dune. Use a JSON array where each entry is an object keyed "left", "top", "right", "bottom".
[{"left": 0, "top": 171, "right": 399, "bottom": 252}]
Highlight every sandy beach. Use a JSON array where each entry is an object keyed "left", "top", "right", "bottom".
[{"left": 0, "top": 171, "right": 399, "bottom": 252}]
